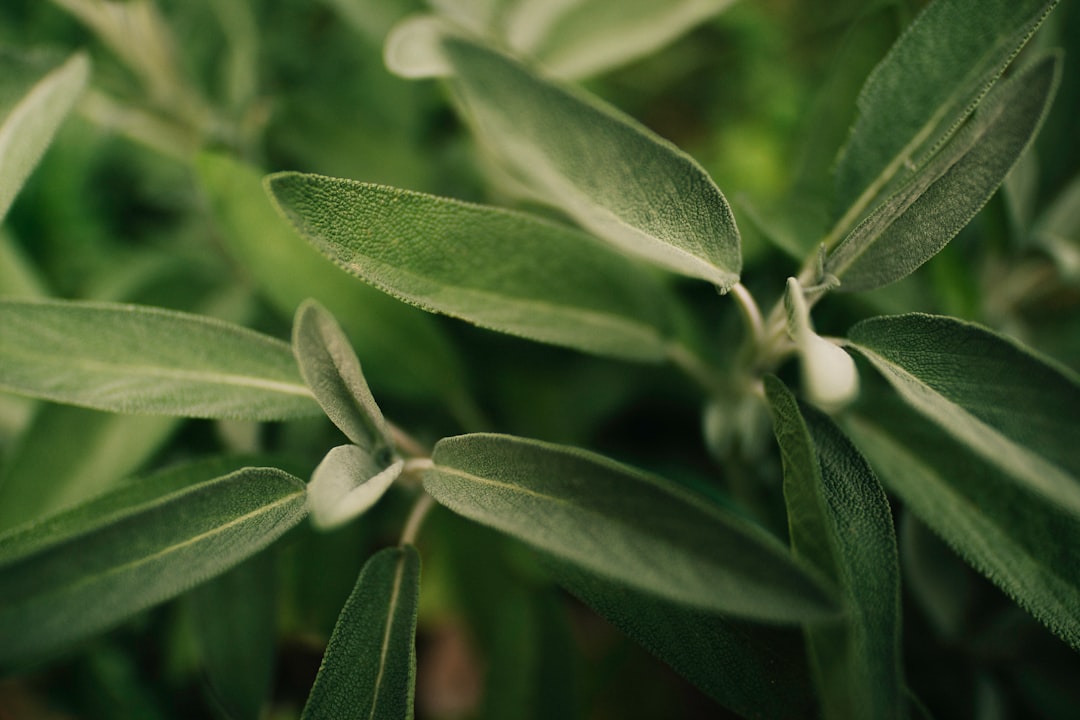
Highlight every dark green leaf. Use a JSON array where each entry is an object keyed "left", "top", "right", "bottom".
[
  {"left": 0, "top": 298, "right": 320, "bottom": 420},
  {"left": 0, "top": 466, "right": 308, "bottom": 666},
  {"left": 301, "top": 545, "right": 421, "bottom": 720},
  {"left": 827, "top": 54, "right": 1060, "bottom": 292},
  {"left": 268, "top": 174, "right": 677, "bottom": 362},
  {"left": 426, "top": 433, "right": 839, "bottom": 622}
]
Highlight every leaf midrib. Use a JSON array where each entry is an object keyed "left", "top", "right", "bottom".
[{"left": 368, "top": 550, "right": 407, "bottom": 720}]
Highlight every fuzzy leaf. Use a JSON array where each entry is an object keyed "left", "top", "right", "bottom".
[
  {"left": 307, "top": 445, "right": 403, "bottom": 530},
  {"left": 301, "top": 545, "right": 421, "bottom": 720},
  {"left": 834, "top": 0, "right": 1057, "bottom": 216},
  {"left": 292, "top": 299, "right": 393, "bottom": 452},
  {"left": 0, "top": 466, "right": 307, "bottom": 666},
  {"left": 0, "top": 299, "right": 319, "bottom": 420},
  {"left": 0, "top": 52, "right": 89, "bottom": 223},
  {"left": 441, "top": 37, "right": 742, "bottom": 288},
  {"left": 766, "top": 377, "right": 905, "bottom": 719},
  {"left": 827, "top": 54, "right": 1060, "bottom": 292},
  {"left": 268, "top": 174, "right": 676, "bottom": 362},
  {"left": 426, "top": 433, "right": 839, "bottom": 622}
]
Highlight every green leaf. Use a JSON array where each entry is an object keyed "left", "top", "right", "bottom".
[
  {"left": 196, "top": 152, "right": 466, "bottom": 404},
  {"left": 766, "top": 377, "right": 905, "bottom": 720},
  {"left": 847, "top": 314, "right": 1080, "bottom": 513},
  {"left": 308, "top": 445, "right": 404, "bottom": 530},
  {"left": 833, "top": 0, "right": 1057, "bottom": 218},
  {"left": 0, "top": 298, "right": 320, "bottom": 420},
  {"left": 546, "top": 557, "right": 815, "bottom": 719},
  {"left": 0, "top": 51, "right": 90, "bottom": 223},
  {"left": 301, "top": 545, "right": 421, "bottom": 720},
  {"left": 0, "top": 466, "right": 308, "bottom": 666},
  {"left": 426, "top": 433, "right": 840, "bottom": 622},
  {"left": 440, "top": 37, "right": 742, "bottom": 288},
  {"left": 268, "top": 174, "right": 677, "bottom": 362},
  {"left": 827, "top": 53, "right": 1060, "bottom": 292},
  {"left": 292, "top": 299, "right": 393, "bottom": 453}
]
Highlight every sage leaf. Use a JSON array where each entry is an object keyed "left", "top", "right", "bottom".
[
  {"left": 308, "top": 445, "right": 404, "bottom": 530},
  {"left": 827, "top": 53, "right": 1060, "bottom": 292},
  {"left": 0, "top": 466, "right": 308, "bottom": 666},
  {"left": 0, "top": 298, "right": 320, "bottom": 420},
  {"left": 440, "top": 37, "right": 742, "bottom": 289},
  {"left": 766, "top": 377, "right": 905, "bottom": 720},
  {"left": 0, "top": 52, "right": 90, "bottom": 223},
  {"left": 848, "top": 314, "right": 1080, "bottom": 514},
  {"left": 292, "top": 299, "right": 393, "bottom": 453},
  {"left": 196, "top": 152, "right": 466, "bottom": 403},
  {"left": 833, "top": 0, "right": 1057, "bottom": 218},
  {"left": 268, "top": 174, "right": 677, "bottom": 362},
  {"left": 783, "top": 278, "right": 859, "bottom": 410},
  {"left": 426, "top": 433, "right": 840, "bottom": 622},
  {"left": 301, "top": 545, "right": 421, "bottom": 720}
]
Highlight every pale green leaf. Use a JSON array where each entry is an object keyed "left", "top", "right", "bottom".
[
  {"left": 766, "top": 377, "right": 905, "bottom": 720},
  {"left": 0, "top": 466, "right": 308, "bottom": 666},
  {"left": 848, "top": 314, "right": 1080, "bottom": 514},
  {"left": 827, "top": 54, "right": 1060, "bottom": 292},
  {"left": 268, "top": 173, "right": 677, "bottom": 362},
  {"left": 308, "top": 445, "right": 403, "bottom": 530},
  {"left": 834, "top": 0, "right": 1057, "bottom": 217},
  {"left": 195, "top": 152, "right": 466, "bottom": 404},
  {"left": 783, "top": 278, "right": 860, "bottom": 410},
  {"left": 301, "top": 545, "right": 421, "bottom": 720},
  {"left": 292, "top": 299, "right": 393, "bottom": 453},
  {"left": 426, "top": 433, "right": 840, "bottom": 622},
  {"left": 0, "top": 52, "right": 89, "bottom": 223},
  {"left": 440, "top": 37, "right": 742, "bottom": 288},
  {"left": 0, "top": 298, "right": 320, "bottom": 420}
]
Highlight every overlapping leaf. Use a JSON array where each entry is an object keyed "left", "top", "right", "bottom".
[
  {"left": 0, "top": 299, "right": 320, "bottom": 420},
  {"left": 426, "top": 433, "right": 839, "bottom": 622},
  {"left": 268, "top": 174, "right": 677, "bottom": 362}
]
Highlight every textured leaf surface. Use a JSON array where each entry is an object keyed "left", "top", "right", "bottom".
[
  {"left": 196, "top": 152, "right": 465, "bottom": 403},
  {"left": 834, "top": 0, "right": 1057, "bottom": 217},
  {"left": 767, "top": 378, "right": 904, "bottom": 719},
  {"left": 441, "top": 37, "right": 742, "bottom": 288},
  {"left": 301, "top": 545, "right": 420, "bottom": 720},
  {"left": 0, "top": 466, "right": 307, "bottom": 666},
  {"left": 827, "top": 54, "right": 1059, "bottom": 292},
  {"left": 0, "top": 52, "right": 89, "bottom": 222},
  {"left": 427, "top": 433, "right": 839, "bottom": 622},
  {"left": 0, "top": 299, "right": 319, "bottom": 420},
  {"left": 269, "top": 174, "right": 676, "bottom": 361},
  {"left": 307, "top": 445, "right": 403, "bottom": 530}
]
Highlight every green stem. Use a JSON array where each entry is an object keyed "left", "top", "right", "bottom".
[{"left": 400, "top": 491, "right": 435, "bottom": 546}]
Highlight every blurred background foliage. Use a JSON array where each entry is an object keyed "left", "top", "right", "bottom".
[{"left": 0, "top": 1, "right": 1078, "bottom": 718}]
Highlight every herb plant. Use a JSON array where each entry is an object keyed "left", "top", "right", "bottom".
[{"left": 1, "top": 0, "right": 1078, "bottom": 718}]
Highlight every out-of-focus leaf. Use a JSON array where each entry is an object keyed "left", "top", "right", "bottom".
[
  {"left": 440, "top": 37, "right": 742, "bottom": 288},
  {"left": 827, "top": 54, "right": 1060, "bottom": 292},
  {"left": 0, "top": 298, "right": 320, "bottom": 420},
  {"left": 766, "top": 377, "right": 905, "bottom": 719},
  {"left": 1032, "top": 170, "right": 1080, "bottom": 281},
  {"left": 426, "top": 433, "right": 839, "bottom": 622},
  {"left": 0, "top": 228, "right": 47, "bottom": 298},
  {"left": 0, "top": 466, "right": 308, "bottom": 667},
  {"left": 196, "top": 152, "right": 466, "bottom": 404},
  {"left": 833, "top": 0, "right": 1057, "bottom": 218},
  {"left": 301, "top": 545, "right": 421, "bottom": 720},
  {"left": 308, "top": 445, "right": 404, "bottom": 530},
  {"left": 268, "top": 174, "right": 677, "bottom": 362},
  {"left": 0, "top": 51, "right": 89, "bottom": 223}
]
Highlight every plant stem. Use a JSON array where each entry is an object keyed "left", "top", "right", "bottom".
[
  {"left": 389, "top": 422, "right": 430, "bottom": 459},
  {"left": 400, "top": 492, "right": 435, "bottom": 546},
  {"left": 730, "top": 282, "right": 765, "bottom": 349}
]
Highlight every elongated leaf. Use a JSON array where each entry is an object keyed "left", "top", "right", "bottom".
[
  {"left": 834, "top": 0, "right": 1057, "bottom": 216},
  {"left": 547, "top": 557, "right": 815, "bottom": 719},
  {"left": 301, "top": 545, "right": 421, "bottom": 720},
  {"left": 268, "top": 174, "right": 677, "bottom": 362},
  {"left": 308, "top": 445, "right": 403, "bottom": 530},
  {"left": 0, "top": 298, "right": 320, "bottom": 420},
  {"left": 196, "top": 152, "right": 466, "bottom": 404},
  {"left": 827, "top": 54, "right": 1060, "bottom": 292},
  {"left": 0, "top": 466, "right": 307, "bottom": 666},
  {"left": 847, "top": 314, "right": 1080, "bottom": 515},
  {"left": 767, "top": 377, "right": 904, "bottom": 719},
  {"left": 292, "top": 299, "right": 393, "bottom": 453},
  {"left": 426, "top": 433, "right": 839, "bottom": 622},
  {"left": 0, "top": 52, "right": 89, "bottom": 222},
  {"left": 440, "top": 37, "right": 742, "bottom": 288}
]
